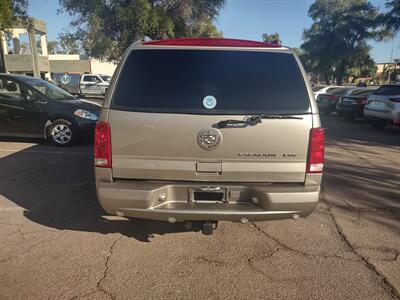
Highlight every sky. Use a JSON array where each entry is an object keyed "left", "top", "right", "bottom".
[{"left": 28, "top": 0, "right": 398, "bottom": 63}]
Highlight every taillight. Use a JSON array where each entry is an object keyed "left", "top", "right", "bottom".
[
  {"left": 354, "top": 97, "right": 367, "bottom": 104},
  {"left": 327, "top": 95, "right": 338, "bottom": 101},
  {"left": 306, "top": 128, "right": 325, "bottom": 174},
  {"left": 389, "top": 98, "right": 400, "bottom": 103},
  {"left": 94, "top": 121, "right": 112, "bottom": 168}
]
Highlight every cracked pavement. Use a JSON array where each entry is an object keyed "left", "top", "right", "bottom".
[{"left": 0, "top": 115, "right": 399, "bottom": 299}]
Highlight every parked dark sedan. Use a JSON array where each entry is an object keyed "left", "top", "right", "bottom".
[
  {"left": 317, "top": 87, "right": 370, "bottom": 115},
  {"left": 316, "top": 87, "right": 355, "bottom": 115},
  {"left": 336, "top": 88, "right": 377, "bottom": 120},
  {"left": 0, "top": 74, "right": 101, "bottom": 146}
]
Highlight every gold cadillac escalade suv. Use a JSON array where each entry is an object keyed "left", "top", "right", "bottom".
[{"left": 94, "top": 38, "right": 324, "bottom": 234}]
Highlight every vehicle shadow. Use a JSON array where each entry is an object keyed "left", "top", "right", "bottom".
[
  {"left": 321, "top": 115, "right": 400, "bottom": 211},
  {"left": 320, "top": 114, "right": 400, "bottom": 147},
  {"left": 0, "top": 143, "right": 198, "bottom": 242}
]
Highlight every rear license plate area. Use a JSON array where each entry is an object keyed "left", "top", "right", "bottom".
[
  {"left": 189, "top": 187, "right": 226, "bottom": 202},
  {"left": 342, "top": 100, "right": 353, "bottom": 106},
  {"left": 194, "top": 191, "right": 224, "bottom": 201}
]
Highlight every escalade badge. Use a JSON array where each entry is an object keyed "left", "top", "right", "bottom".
[{"left": 197, "top": 128, "right": 222, "bottom": 151}]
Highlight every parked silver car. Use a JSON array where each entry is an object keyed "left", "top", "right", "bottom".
[
  {"left": 364, "top": 85, "right": 400, "bottom": 129},
  {"left": 312, "top": 85, "right": 346, "bottom": 99}
]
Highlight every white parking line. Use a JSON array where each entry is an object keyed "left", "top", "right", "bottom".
[
  {"left": 0, "top": 206, "right": 25, "bottom": 212},
  {"left": 0, "top": 148, "right": 91, "bottom": 156}
]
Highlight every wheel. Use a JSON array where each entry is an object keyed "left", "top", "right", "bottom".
[
  {"left": 47, "top": 119, "right": 77, "bottom": 146},
  {"left": 369, "top": 121, "right": 386, "bottom": 130}
]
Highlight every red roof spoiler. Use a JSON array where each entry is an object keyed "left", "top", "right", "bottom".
[{"left": 142, "top": 37, "right": 281, "bottom": 48}]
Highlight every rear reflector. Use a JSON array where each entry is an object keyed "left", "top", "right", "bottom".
[
  {"left": 142, "top": 37, "right": 281, "bottom": 48},
  {"left": 306, "top": 128, "right": 325, "bottom": 174},
  {"left": 94, "top": 121, "right": 111, "bottom": 168}
]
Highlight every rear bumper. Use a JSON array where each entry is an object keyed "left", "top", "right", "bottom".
[
  {"left": 364, "top": 107, "right": 400, "bottom": 122},
  {"left": 338, "top": 104, "right": 364, "bottom": 116},
  {"left": 318, "top": 101, "right": 337, "bottom": 112},
  {"left": 96, "top": 180, "right": 320, "bottom": 222}
]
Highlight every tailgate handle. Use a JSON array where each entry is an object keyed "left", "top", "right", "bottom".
[{"left": 196, "top": 161, "right": 222, "bottom": 174}]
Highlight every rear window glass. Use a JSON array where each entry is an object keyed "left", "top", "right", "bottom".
[
  {"left": 111, "top": 49, "right": 310, "bottom": 114},
  {"left": 373, "top": 85, "right": 400, "bottom": 96},
  {"left": 312, "top": 85, "right": 326, "bottom": 92},
  {"left": 349, "top": 89, "right": 374, "bottom": 96},
  {"left": 327, "top": 88, "right": 350, "bottom": 95}
]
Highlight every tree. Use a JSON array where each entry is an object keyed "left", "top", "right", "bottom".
[
  {"left": 345, "top": 53, "right": 377, "bottom": 82},
  {"left": 58, "top": 33, "right": 81, "bottom": 54},
  {"left": 382, "top": 0, "right": 400, "bottom": 32},
  {"left": 0, "top": 1, "right": 13, "bottom": 31},
  {"left": 262, "top": 32, "right": 281, "bottom": 44},
  {"left": 47, "top": 40, "right": 59, "bottom": 54},
  {"left": 20, "top": 41, "right": 30, "bottom": 54},
  {"left": 0, "top": 0, "right": 28, "bottom": 72},
  {"left": 291, "top": 47, "right": 312, "bottom": 71},
  {"left": 0, "top": 0, "right": 27, "bottom": 30},
  {"left": 58, "top": 0, "right": 226, "bottom": 62},
  {"left": 301, "top": 0, "right": 388, "bottom": 84}
]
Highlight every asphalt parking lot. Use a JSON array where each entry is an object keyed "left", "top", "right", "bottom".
[{"left": 0, "top": 115, "right": 399, "bottom": 299}]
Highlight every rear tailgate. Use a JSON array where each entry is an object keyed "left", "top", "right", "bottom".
[
  {"left": 109, "top": 110, "right": 312, "bottom": 182},
  {"left": 107, "top": 47, "right": 314, "bottom": 183}
]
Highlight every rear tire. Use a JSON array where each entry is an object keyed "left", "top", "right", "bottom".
[{"left": 47, "top": 119, "right": 77, "bottom": 146}]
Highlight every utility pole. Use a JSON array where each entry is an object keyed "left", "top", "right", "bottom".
[
  {"left": 387, "top": 36, "right": 395, "bottom": 84},
  {"left": 28, "top": 18, "right": 40, "bottom": 78},
  {"left": 0, "top": 33, "right": 6, "bottom": 73}
]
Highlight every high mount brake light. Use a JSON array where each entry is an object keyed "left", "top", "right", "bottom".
[
  {"left": 94, "top": 121, "right": 112, "bottom": 168},
  {"left": 142, "top": 37, "right": 281, "bottom": 48},
  {"left": 306, "top": 128, "right": 325, "bottom": 174}
]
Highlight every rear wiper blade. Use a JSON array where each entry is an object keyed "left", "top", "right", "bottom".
[{"left": 215, "top": 114, "right": 304, "bottom": 129}]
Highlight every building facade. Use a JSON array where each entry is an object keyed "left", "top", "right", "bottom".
[{"left": 1, "top": 17, "right": 117, "bottom": 79}]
